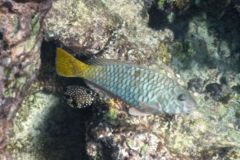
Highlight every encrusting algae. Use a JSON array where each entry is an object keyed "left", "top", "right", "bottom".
[{"left": 56, "top": 48, "right": 196, "bottom": 115}]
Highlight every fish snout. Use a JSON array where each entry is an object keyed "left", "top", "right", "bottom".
[{"left": 183, "top": 98, "right": 197, "bottom": 113}]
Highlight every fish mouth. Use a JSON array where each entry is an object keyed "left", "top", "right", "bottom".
[{"left": 183, "top": 98, "right": 197, "bottom": 113}]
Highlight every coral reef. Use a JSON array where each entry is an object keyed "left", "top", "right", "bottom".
[
  {"left": 7, "top": 85, "right": 94, "bottom": 159},
  {"left": 84, "top": 0, "right": 240, "bottom": 159},
  {"left": 0, "top": 0, "right": 239, "bottom": 159},
  {"left": 44, "top": 0, "right": 120, "bottom": 55},
  {"left": 158, "top": 0, "right": 190, "bottom": 11},
  {"left": 44, "top": 0, "right": 174, "bottom": 65},
  {"left": 0, "top": 0, "right": 51, "bottom": 159}
]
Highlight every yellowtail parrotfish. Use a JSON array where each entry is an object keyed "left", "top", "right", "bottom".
[{"left": 55, "top": 48, "right": 196, "bottom": 115}]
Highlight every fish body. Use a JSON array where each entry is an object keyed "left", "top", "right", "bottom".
[
  {"left": 56, "top": 48, "right": 196, "bottom": 114},
  {"left": 64, "top": 85, "right": 97, "bottom": 109}
]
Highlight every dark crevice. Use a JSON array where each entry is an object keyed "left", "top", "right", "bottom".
[
  {"left": 148, "top": 2, "right": 169, "bottom": 30},
  {"left": 147, "top": 1, "right": 240, "bottom": 72},
  {"left": 0, "top": 32, "right": 3, "bottom": 40},
  {"left": 36, "top": 40, "right": 93, "bottom": 160}
]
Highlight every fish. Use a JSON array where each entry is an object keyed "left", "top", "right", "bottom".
[
  {"left": 64, "top": 85, "right": 97, "bottom": 109},
  {"left": 55, "top": 48, "right": 196, "bottom": 115}
]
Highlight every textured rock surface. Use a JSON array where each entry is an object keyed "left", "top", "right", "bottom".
[
  {"left": 0, "top": 0, "right": 51, "bottom": 159},
  {"left": 44, "top": 0, "right": 120, "bottom": 55},
  {"left": 83, "top": 0, "right": 240, "bottom": 159},
  {"left": 8, "top": 89, "right": 94, "bottom": 160},
  {"left": 44, "top": 0, "right": 174, "bottom": 64},
  {"left": 0, "top": 0, "right": 239, "bottom": 159}
]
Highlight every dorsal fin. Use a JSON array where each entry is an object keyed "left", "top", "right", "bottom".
[
  {"left": 85, "top": 58, "right": 131, "bottom": 66},
  {"left": 86, "top": 57, "right": 176, "bottom": 79}
]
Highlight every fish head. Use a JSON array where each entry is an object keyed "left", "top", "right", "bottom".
[
  {"left": 170, "top": 86, "right": 197, "bottom": 113},
  {"left": 155, "top": 85, "right": 197, "bottom": 114}
]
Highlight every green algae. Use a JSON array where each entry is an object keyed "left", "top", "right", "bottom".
[
  {"left": 158, "top": 42, "right": 171, "bottom": 64},
  {"left": 158, "top": 0, "right": 166, "bottom": 10},
  {"left": 105, "top": 107, "right": 118, "bottom": 121},
  {"left": 25, "top": 15, "right": 41, "bottom": 53}
]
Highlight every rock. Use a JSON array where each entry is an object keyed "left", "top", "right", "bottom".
[
  {"left": 44, "top": 0, "right": 121, "bottom": 55},
  {"left": 187, "top": 78, "right": 204, "bottom": 93},
  {"left": 43, "top": 0, "right": 174, "bottom": 64},
  {"left": 204, "top": 81, "right": 232, "bottom": 104},
  {"left": 1, "top": 0, "right": 240, "bottom": 159},
  {"left": 0, "top": 0, "right": 51, "bottom": 159},
  {"left": 205, "top": 83, "right": 224, "bottom": 101},
  {"left": 8, "top": 90, "right": 94, "bottom": 160},
  {"left": 232, "top": 85, "right": 240, "bottom": 94},
  {"left": 84, "top": 0, "right": 240, "bottom": 159}
]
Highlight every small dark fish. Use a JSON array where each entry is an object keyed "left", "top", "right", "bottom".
[{"left": 64, "top": 85, "right": 96, "bottom": 109}]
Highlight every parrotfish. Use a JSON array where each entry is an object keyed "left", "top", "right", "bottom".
[{"left": 56, "top": 48, "right": 196, "bottom": 115}]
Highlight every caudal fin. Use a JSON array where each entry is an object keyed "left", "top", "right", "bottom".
[{"left": 55, "top": 48, "right": 90, "bottom": 77}]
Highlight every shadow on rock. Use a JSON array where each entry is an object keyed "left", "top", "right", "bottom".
[
  {"left": 147, "top": 1, "right": 240, "bottom": 72},
  {"left": 36, "top": 99, "right": 92, "bottom": 160},
  {"left": 36, "top": 40, "right": 92, "bottom": 160}
]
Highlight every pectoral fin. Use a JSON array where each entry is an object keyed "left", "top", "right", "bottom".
[
  {"left": 138, "top": 101, "right": 161, "bottom": 114},
  {"left": 128, "top": 107, "right": 151, "bottom": 116}
]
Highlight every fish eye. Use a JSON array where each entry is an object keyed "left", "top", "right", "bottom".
[{"left": 177, "top": 94, "right": 186, "bottom": 101}]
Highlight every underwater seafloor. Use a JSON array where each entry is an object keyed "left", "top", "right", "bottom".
[{"left": 0, "top": 0, "right": 240, "bottom": 159}]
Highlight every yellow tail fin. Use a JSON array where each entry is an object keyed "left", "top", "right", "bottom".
[{"left": 55, "top": 48, "right": 91, "bottom": 77}]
